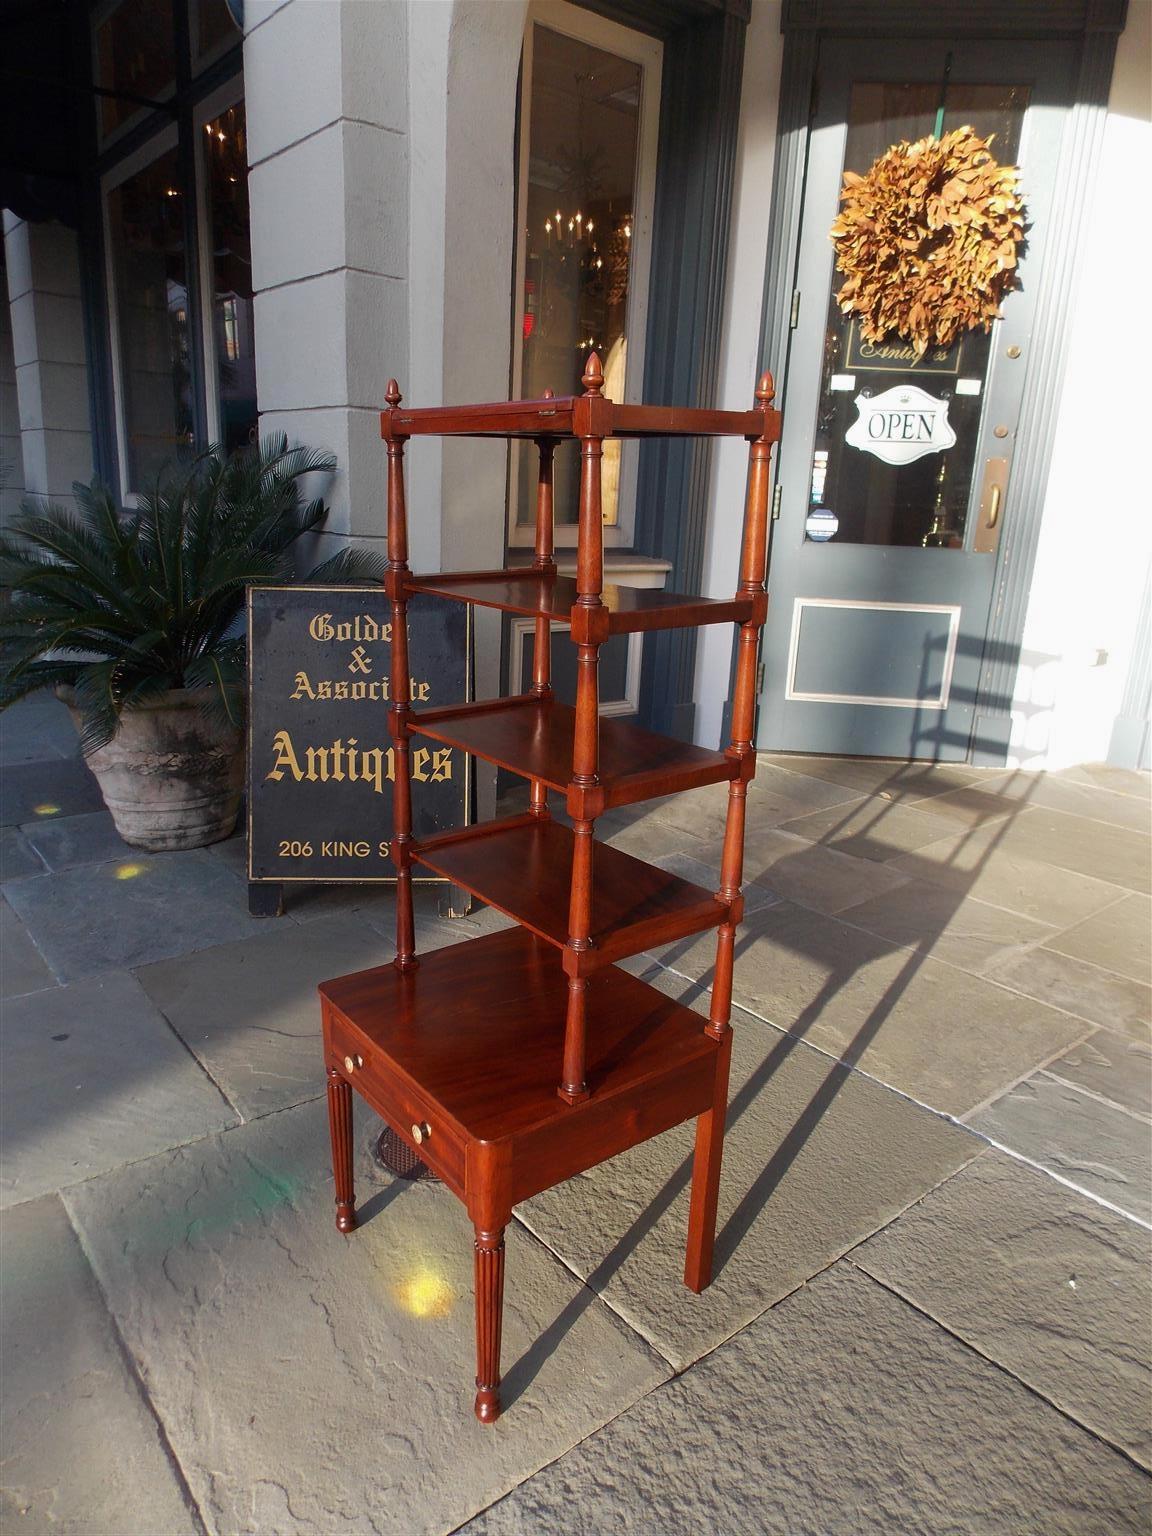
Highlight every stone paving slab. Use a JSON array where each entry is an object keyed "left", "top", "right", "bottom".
[
  {"left": 1046, "top": 1030, "right": 1152, "bottom": 1118},
  {"left": 778, "top": 796, "right": 964, "bottom": 861},
  {"left": 1, "top": 825, "right": 45, "bottom": 880},
  {"left": 1056, "top": 762, "right": 1151, "bottom": 800},
  {"left": 1045, "top": 892, "right": 1152, "bottom": 986},
  {"left": 0, "top": 894, "right": 56, "bottom": 998},
  {"left": 65, "top": 1098, "right": 670, "bottom": 1536},
  {"left": 649, "top": 899, "right": 1088, "bottom": 1117},
  {"left": 836, "top": 874, "right": 1057, "bottom": 974},
  {"left": 1, "top": 1195, "right": 201, "bottom": 1536},
  {"left": 463, "top": 1262, "right": 1152, "bottom": 1536},
  {"left": 854, "top": 1151, "right": 1152, "bottom": 1467},
  {"left": 647, "top": 849, "right": 779, "bottom": 915},
  {"left": 931, "top": 807, "right": 1152, "bottom": 895},
  {"left": 3, "top": 849, "right": 271, "bottom": 981},
  {"left": 700, "top": 823, "right": 911, "bottom": 914},
  {"left": 986, "top": 944, "right": 1151, "bottom": 1040},
  {"left": 517, "top": 968, "right": 979, "bottom": 1368},
  {"left": 889, "top": 828, "right": 1130, "bottom": 929},
  {"left": 0, "top": 756, "right": 104, "bottom": 826},
  {"left": 762, "top": 752, "right": 991, "bottom": 802},
  {"left": 1, "top": 970, "right": 237, "bottom": 1207},
  {"left": 21, "top": 809, "right": 133, "bottom": 871},
  {"left": 971, "top": 1073, "right": 1152, "bottom": 1223},
  {"left": 0, "top": 692, "right": 81, "bottom": 765},
  {"left": 135, "top": 913, "right": 399, "bottom": 1120},
  {"left": 978, "top": 772, "right": 1150, "bottom": 832}
]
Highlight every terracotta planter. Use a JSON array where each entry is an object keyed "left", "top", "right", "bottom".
[{"left": 61, "top": 688, "right": 244, "bottom": 852}]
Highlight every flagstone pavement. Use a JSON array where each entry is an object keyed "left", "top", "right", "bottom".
[{"left": 1, "top": 690, "right": 1150, "bottom": 1535}]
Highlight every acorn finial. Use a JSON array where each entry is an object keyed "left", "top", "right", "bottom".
[
  {"left": 755, "top": 371, "right": 775, "bottom": 408},
  {"left": 542, "top": 387, "right": 554, "bottom": 400},
  {"left": 582, "top": 351, "right": 603, "bottom": 395},
  {"left": 385, "top": 378, "right": 402, "bottom": 409}
]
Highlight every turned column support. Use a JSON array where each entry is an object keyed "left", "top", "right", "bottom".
[
  {"left": 558, "top": 353, "right": 605, "bottom": 1103},
  {"left": 384, "top": 379, "right": 418, "bottom": 971},
  {"left": 530, "top": 409, "right": 557, "bottom": 818}
]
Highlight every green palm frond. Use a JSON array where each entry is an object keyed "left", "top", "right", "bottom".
[{"left": 0, "top": 437, "right": 341, "bottom": 752}]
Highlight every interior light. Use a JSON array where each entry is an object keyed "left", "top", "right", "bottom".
[
  {"left": 114, "top": 862, "right": 147, "bottom": 880},
  {"left": 32, "top": 803, "right": 60, "bottom": 816}
]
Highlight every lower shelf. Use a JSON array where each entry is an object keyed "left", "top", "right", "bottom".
[
  {"left": 413, "top": 813, "right": 728, "bottom": 964},
  {"left": 319, "top": 927, "right": 720, "bottom": 1206}
]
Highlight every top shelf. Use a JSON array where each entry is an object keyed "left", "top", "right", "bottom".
[{"left": 380, "top": 395, "right": 777, "bottom": 443}]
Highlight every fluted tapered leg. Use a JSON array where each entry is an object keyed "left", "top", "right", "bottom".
[
  {"left": 473, "top": 1226, "right": 506, "bottom": 1423},
  {"left": 327, "top": 1068, "right": 356, "bottom": 1233}
]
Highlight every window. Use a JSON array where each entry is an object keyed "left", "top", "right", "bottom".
[
  {"left": 509, "top": 5, "right": 661, "bottom": 549},
  {"left": 200, "top": 97, "right": 257, "bottom": 451},
  {"left": 105, "top": 138, "right": 194, "bottom": 491},
  {"left": 96, "top": 0, "right": 246, "bottom": 495},
  {"left": 94, "top": 0, "right": 176, "bottom": 141}
]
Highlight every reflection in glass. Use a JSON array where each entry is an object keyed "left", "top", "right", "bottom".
[
  {"left": 95, "top": 0, "right": 175, "bottom": 137},
  {"left": 107, "top": 145, "right": 192, "bottom": 490},
  {"left": 204, "top": 102, "right": 257, "bottom": 451},
  {"left": 516, "top": 25, "right": 642, "bottom": 528},
  {"left": 810, "top": 83, "right": 1028, "bottom": 549},
  {"left": 194, "top": 0, "right": 238, "bottom": 66}
]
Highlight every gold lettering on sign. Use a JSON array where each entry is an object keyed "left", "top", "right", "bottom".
[
  {"left": 289, "top": 673, "right": 431, "bottom": 703},
  {"left": 308, "top": 613, "right": 391, "bottom": 643},
  {"left": 265, "top": 732, "right": 454, "bottom": 793}
]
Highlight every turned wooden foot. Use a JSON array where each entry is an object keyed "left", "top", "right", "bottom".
[
  {"left": 473, "top": 1225, "right": 506, "bottom": 1423},
  {"left": 326, "top": 1068, "right": 357, "bottom": 1233},
  {"left": 684, "top": 1031, "right": 732, "bottom": 1293}
]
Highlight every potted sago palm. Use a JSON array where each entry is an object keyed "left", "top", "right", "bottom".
[{"left": 0, "top": 437, "right": 378, "bottom": 851}]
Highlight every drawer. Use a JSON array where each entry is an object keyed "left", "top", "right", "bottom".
[{"left": 324, "top": 1009, "right": 467, "bottom": 1194}]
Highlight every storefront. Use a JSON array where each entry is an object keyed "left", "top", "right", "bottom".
[{"left": 2, "top": 0, "right": 1147, "bottom": 772}]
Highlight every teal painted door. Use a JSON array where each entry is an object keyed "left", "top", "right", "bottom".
[{"left": 759, "top": 38, "right": 1076, "bottom": 761}]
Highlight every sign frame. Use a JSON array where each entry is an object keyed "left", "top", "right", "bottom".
[{"left": 245, "top": 584, "right": 472, "bottom": 907}]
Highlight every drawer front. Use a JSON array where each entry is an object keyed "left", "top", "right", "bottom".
[{"left": 325, "top": 1011, "right": 467, "bottom": 1194}]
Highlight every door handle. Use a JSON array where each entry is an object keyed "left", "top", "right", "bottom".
[{"left": 975, "top": 458, "right": 1009, "bottom": 554}]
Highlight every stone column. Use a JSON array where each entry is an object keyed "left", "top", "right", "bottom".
[
  {"left": 2, "top": 213, "right": 93, "bottom": 506},
  {"left": 244, "top": 0, "right": 409, "bottom": 568}
]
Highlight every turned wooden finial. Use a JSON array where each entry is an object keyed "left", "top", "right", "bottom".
[
  {"left": 755, "top": 371, "right": 775, "bottom": 408},
  {"left": 582, "top": 351, "right": 603, "bottom": 395},
  {"left": 385, "top": 378, "right": 402, "bottom": 409},
  {"left": 542, "top": 387, "right": 554, "bottom": 399}
]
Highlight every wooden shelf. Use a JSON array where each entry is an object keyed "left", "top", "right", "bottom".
[
  {"left": 409, "top": 569, "right": 752, "bottom": 633},
  {"left": 320, "top": 926, "right": 719, "bottom": 1165},
  {"left": 410, "top": 695, "right": 736, "bottom": 809},
  {"left": 382, "top": 395, "right": 768, "bottom": 441},
  {"left": 414, "top": 814, "right": 728, "bottom": 963}
]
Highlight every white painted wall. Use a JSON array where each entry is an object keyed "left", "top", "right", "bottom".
[
  {"left": 1010, "top": 0, "right": 1152, "bottom": 769},
  {"left": 693, "top": 0, "right": 783, "bottom": 749}
]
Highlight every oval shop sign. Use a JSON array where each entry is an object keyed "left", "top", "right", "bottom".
[{"left": 845, "top": 383, "right": 956, "bottom": 466}]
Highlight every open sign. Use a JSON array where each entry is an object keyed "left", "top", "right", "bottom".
[{"left": 845, "top": 384, "right": 957, "bottom": 466}]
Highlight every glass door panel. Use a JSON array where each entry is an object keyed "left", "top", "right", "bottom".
[{"left": 808, "top": 82, "right": 1028, "bottom": 551}]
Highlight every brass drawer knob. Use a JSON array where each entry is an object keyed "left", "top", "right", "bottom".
[
  {"left": 343, "top": 1053, "right": 362, "bottom": 1074},
  {"left": 411, "top": 1121, "right": 432, "bottom": 1145}
]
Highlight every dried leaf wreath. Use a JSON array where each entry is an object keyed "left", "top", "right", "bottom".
[{"left": 830, "top": 125, "right": 1025, "bottom": 359}]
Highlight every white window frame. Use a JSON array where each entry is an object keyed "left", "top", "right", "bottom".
[
  {"left": 508, "top": 1, "right": 663, "bottom": 552},
  {"left": 101, "top": 124, "right": 181, "bottom": 500},
  {"left": 193, "top": 75, "right": 246, "bottom": 448}
]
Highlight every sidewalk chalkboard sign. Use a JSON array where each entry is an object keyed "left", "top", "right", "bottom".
[{"left": 246, "top": 585, "right": 470, "bottom": 905}]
